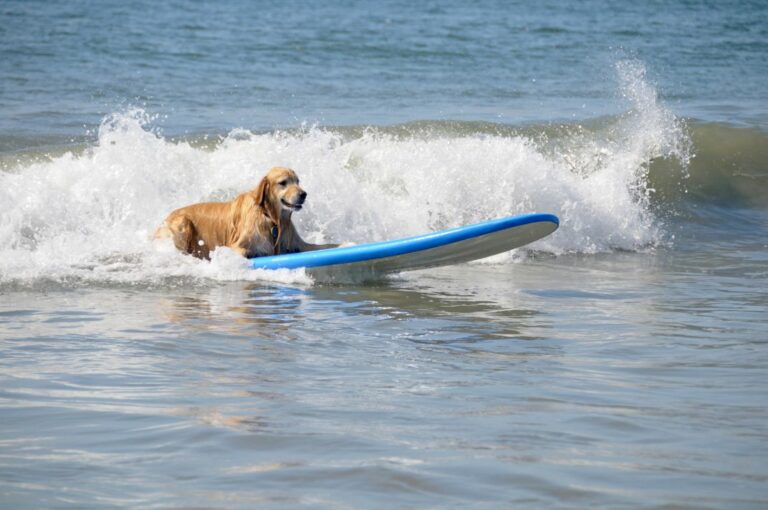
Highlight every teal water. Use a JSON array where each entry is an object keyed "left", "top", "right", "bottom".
[
  {"left": 2, "top": 0, "right": 767, "bottom": 139},
  {"left": 1, "top": 1, "right": 767, "bottom": 508}
]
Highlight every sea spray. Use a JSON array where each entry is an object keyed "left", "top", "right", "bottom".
[{"left": 0, "top": 62, "right": 692, "bottom": 286}]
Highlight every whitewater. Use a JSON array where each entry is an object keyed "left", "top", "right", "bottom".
[{"left": 0, "top": 62, "right": 692, "bottom": 287}]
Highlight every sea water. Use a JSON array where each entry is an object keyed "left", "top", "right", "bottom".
[{"left": 1, "top": 1, "right": 767, "bottom": 508}]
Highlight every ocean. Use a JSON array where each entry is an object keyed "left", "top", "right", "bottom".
[{"left": 1, "top": 0, "right": 767, "bottom": 508}]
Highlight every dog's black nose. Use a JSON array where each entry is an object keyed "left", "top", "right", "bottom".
[{"left": 299, "top": 191, "right": 307, "bottom": 201}]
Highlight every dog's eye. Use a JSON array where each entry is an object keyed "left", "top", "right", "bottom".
[{"left": 278, "top": 180, "right": 287, "bottom": 187}]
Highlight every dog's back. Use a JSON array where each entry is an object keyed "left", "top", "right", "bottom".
[{"left": 155, "top": 201, "right": 237, "bottom": 259}]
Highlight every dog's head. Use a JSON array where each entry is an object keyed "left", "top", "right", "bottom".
[{"left": 254, "top": 167, "right": 307, "bottom": 217}]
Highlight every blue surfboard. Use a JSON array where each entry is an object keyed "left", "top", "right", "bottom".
[{"left": 247, "top": 213, "right": 559, "bottom": 279}]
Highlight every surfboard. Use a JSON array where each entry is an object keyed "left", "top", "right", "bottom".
[{"left": 247, "top": 213, "right": 559, "bottom": 279}]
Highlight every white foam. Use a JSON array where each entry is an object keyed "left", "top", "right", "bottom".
[{"left": 0, "top": 61, "right": 690, "bottom": 287}]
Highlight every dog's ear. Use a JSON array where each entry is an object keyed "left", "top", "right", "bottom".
[{"left": 254, "top": 175, "right": 270, "bottom": 207}]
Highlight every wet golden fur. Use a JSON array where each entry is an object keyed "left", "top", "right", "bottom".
[{"left": 154, "top": 167, "right": 336, "bottom": 259}]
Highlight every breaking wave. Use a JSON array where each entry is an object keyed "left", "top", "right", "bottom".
[{"left": 0, "top": 61, "right": 710, "bottom": 287}]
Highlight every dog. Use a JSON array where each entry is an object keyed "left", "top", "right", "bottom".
[{"left": 154, "top": 167, "right": 337, "bottom": 259}]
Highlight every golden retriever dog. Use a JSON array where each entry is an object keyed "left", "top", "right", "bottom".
[{"left": 155, "top": 167, "right": 337, "bottom": 259}]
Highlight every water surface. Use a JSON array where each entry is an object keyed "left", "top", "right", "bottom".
[{"left": 1, "top": 0, "right": 767, "bottom": 508}]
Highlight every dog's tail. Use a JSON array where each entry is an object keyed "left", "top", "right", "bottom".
[{"left": 153, "top": 222, "right": 173, "bottom": 240}]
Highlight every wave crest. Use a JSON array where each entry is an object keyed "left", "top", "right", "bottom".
[{"left": 0, "top": 61, "right": 695, "bottom": 286}]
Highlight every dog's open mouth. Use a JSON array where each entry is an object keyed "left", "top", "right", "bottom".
[{"left": 281, "top": 198, "right": 303, "bottom": 211}]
